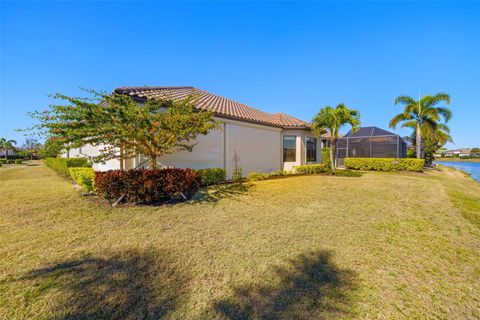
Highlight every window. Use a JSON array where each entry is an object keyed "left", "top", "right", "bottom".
[
  {"left": 283, "top": 135, "right": 296, "bottom": 162},
  {"left": 306, "top": 137, "right": 317, "bottom": 162}
]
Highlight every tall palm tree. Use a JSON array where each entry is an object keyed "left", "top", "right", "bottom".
[
  {"left": 312, "top": 104, "right": 360, "bottom": 172},
  {"left": 406, "top": 122, "right": 453, "bottom": 166},
  {"left": 0, "top": 138, "right": 17, "bottom": 160},
  {"left": 389, "top": 93, "right": 451, "bottom": 159}
]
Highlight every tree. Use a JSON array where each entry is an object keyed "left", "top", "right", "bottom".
[
  {"left": 39, "top": 137, "right": 63, "bottom": 158},
  {"left": 408, "top": 123, "right": 453, "bottom": 166},
  {"left": 312, "top": 104, "right": 360, "bottom": 172},
  {"left": 21, "top": 138, "right": 43, "bottom": 159},
  {"left": 28, "top": 89, "right": 219, "bottom": 168},
  {"left": 471, "top": 148, "right": 480, "bottom": 156},
  {"left": 0, "top": 138, "right": 17, "bottom": 160},
  {"left": 389, "top": 93, "right": 452, "bottom": 159}
]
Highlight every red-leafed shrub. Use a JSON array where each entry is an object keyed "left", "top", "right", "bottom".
[{"left": 94, "top": 168, "right": 201, "bottom": 204}]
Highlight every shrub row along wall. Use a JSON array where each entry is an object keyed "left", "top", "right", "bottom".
[
  {"left": 69, "top": 168, "right": 95, "bottom": 193},
  {"left": 344, "top": 158, "right": 424, "bottom": 172},
  {"left": 45, "top": 158, "right": 91, "bottom": 176},
  {"left": 94, "top": 169, "right": 201, "bottom": 204}
]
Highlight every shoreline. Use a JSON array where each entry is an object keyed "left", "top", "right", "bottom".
[{"left": 436, "top": 158, "right": 480, "bottom": 163}]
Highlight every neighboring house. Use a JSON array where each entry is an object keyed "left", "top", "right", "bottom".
[
  {"left": 0, "top": 149, "right": 17, "bottom": 158},
  {"left": 444, "top": 148, "right": 471, "bottom": 157},
  {"left": 335, "top": 126, "right": 407, "bottom": 166},
  {"left": 67, "top": 86, "right": 325, "bottom": 176}
]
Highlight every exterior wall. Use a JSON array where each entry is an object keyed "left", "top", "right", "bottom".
[
  {"left": 65, "top": 144, "right": 121, "bottom": 171},
  {"left": 154, "top": 125, "right": 224, "bottom": 170},
  {"left": 281, "top": 129, "right": 321, "bottom": 171},
  {"left": 225, "top": 120, "right": 282, "bottom": 177}
]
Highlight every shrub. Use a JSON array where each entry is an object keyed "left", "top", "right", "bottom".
[
  {"left": 321, "top": 148, "right": 332, "bottom": 172},
  {"left": 344, "top": 158, "right": 424, "bottom": 172},
  {"left": 7, "top": 160, "right": 15, "bottom": 164},
  {"left": 0, "top": 159, "right": 6, "bottom": 165},
  {"left": 247, "top": 172, "right": 270, "bottom": 181},
  {"left": 14, "top": 159, "right": 22, "bottom": 164},
  {"left": 196, "top": 168, "right": 226, "bottom": 186},
  {"left": 269, "top": 170, "right": 290, "bottom": 177},
  {"left": 0, "top": 163, "right": 2, "bottom": 168},
  {"left": 45, "top": 158, "right": 91, "bottom": 175},
  {"left": 295, "top": 164, "right": 328, "bottom": 175},
  {"left": 94, "top": 168, "right": 201, "bottom": 204},
  {"left": 333, "top": 169, "right": 363, "bottom": 177},
  {"left": 69, "top": 168, "right": 95, "bottom": 193}
]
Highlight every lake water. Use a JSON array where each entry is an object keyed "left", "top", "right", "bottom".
[{"left": 436, "top": 161, "right": 480, "bottom": 183}]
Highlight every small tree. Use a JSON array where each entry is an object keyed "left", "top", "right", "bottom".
[
  {"left": 471, "top": 148, "right": 480, "bottom": 156},
  {"left": 312, "top": 104, "right": 360, "bottom": 172},
  {"left": 28, "top": 89, "right": 219, "bottom": 169},
  {"left": 39, "top": 137, "right": 64, "bottom": 158}
]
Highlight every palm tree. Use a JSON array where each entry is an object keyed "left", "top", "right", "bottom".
[
  {"left": 0, "top": 138, "right": 17, "bottom": 161},
  {"left": 389, "top": 93, "right": 451, "bottom": 159},
  {"left": 312, "top": 104, "right": 360, "bottom": 172},
  {"left": 406, "top": 122, "right": 453, "bottom": 166}
]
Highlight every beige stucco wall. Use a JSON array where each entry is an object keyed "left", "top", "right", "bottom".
[
  {"left": 225, "top": 120, "right": 282, "bottom": 177},
  {"left": 155, "top": 125, "right": 224, "bottom": 170},
  {"left": 66, "top": 144, "right": 121, "bottom": 171},
  {"left": 282, "top": 129, "right": 321, "bottom": 171}
]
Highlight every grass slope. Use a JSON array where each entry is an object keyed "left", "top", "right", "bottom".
[{"left": 1, "top": 162, "right": 479, "bottom": 319}]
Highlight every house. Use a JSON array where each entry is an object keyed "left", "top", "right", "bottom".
[
  {"left": 0, "top": 148, "right": 17, "bottom": 158},
  {"left": 444, "top": 148, "right": 471, "bottom": 157},
  {"left": 67, "top": 86, "right": 325, "bottom": 176},
  {"left": 334, "top": 126, "right": 407, "bottom": 166}
]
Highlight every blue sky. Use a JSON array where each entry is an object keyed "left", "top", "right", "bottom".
[{"left": 1, "top": 1, "right": 479, "bottom": 148}]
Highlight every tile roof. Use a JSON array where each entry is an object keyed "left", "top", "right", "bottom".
[{"left": 114, "top": 86, "right": 310, "bottom": 129}]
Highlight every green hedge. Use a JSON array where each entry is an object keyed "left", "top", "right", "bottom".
[
  {"left": 69, "top": 168, "right": 95, "bottom": 193},
  {"left": 0, "top": 159, "right": 6, "bottom": 165},
  {"left": 44, "top": 158, "right": 91, "bottom": 176},
  {"left": 344, "top": 158, "right": 424, "bottom": 172},
  {"left": 15, "top": 159, "right": 22, "bottom": 164},
  {"left": 196, "top": 168, "right": 226, "bottom": 186},
  {"left": 333, "top": 169, "right": 363, "bottom": 177},
  {"left": 295, "top": 164, "right": 329, "bottom": 175}
]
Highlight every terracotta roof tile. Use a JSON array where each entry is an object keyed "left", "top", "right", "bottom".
[{"left": 114, "top": 86, "right": 310, "bottom": 129}]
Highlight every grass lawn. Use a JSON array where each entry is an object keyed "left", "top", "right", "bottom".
[{"left": 1, "top": 162, "right": 479, "bottom": 319}]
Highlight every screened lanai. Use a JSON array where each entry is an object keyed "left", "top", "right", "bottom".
[{"left": 335, "top": 126, "right": 407, "bottom": 166}]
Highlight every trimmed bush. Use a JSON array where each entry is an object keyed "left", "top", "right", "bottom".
[
  {"left": 333, "top": 169, "right": 363, "bottom": 177},
  {"left": 247, "top": 172, "right": 270, "bottom": 181},
  {"left": 295, "top": 163, "right": 329, "bottom": 175},
  {"left": 196, "top": 168, "right": 226, "bottom": 186},
  {"left": 69, "top": 168, "right": 95, "bottom": 193},
  {"left": 94, "top": 168, "right": 201, "bottom": 204},
  {"left": 344, "top": 158, "right": 424, "bottom": 172},
  {"left": 14, "top": 159, "right": 22, "bottom": 164},
  {"left": 44, "top": 158, "right": 91, "bottom": 175},
  {"left": 0, "top": 159, "right": 6, "bottom": 165}
]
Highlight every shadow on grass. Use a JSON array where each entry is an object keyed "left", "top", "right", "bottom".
[
  {"left": 215, "top": 250, "right": 357, "bottom": 319},
  {"left": 22, "top": 249, "right": 190, "bottom": 319},
  {"left": 191, "top": 182, "right": 253, "bottom": 205}
]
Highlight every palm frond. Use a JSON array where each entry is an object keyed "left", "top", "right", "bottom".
[
  {"left": 389, "top": 112, "right": 412, "bottom": 128},
  {"left": 394, "top": 95, "right": 416, "bottom": 106}
]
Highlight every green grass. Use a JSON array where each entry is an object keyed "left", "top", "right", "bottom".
[{"left": 1, "top": 162, "right": 479, "bottom": 319}]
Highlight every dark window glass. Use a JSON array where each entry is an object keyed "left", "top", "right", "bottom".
[
  {"left": 283, "top": 136, "right": 296, "bottom": 162},
  {"left": 306, "top": 137, "right": 317, "bottom": 162}
]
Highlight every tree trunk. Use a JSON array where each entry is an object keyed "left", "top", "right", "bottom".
[
  {"left": 5, "top": 149, "right": 8, "bottom": 161},
  {"left": 149, "top": 155, "right": 157, "bottom": 169},
  {"left": 416, "top": 123, "right": 422, "bottom": 159},
  {"left": 329, "top": 133, "right": 335, "bottom": 173}
]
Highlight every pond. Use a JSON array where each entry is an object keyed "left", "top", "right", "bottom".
[{"left": 436, "top": 161, "right": 480, "bottom": 183}]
